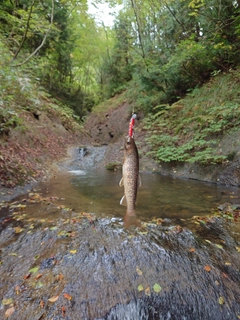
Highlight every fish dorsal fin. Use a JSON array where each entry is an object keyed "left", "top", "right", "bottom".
[
  {"left": 119, "top": 177, "right": 124, "bottom": 187},
  {"left": 120, "top": 195, "right": 127, "bottom": 206},
  {"left": 138, "top": 174, "right": 141, "bottom": 188}
]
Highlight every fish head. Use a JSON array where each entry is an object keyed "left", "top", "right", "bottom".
[{"left": 124, "top": 136, "right": 136, "bottom": 154}]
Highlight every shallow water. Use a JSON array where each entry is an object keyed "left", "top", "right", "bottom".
[
  {"left": 37, "top": 168, "right": 240, "bottom": 221},
  {"left": 0, "top": 147, "right": 240, "bottom": 320}
]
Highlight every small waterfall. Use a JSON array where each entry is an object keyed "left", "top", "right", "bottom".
[{"left": 78, "top": 146, "right": 87, "bottom": 159}]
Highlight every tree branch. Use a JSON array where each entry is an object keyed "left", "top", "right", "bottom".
[
  {"left": 13, "top": 0, "right": 35, "bottom": 60},
  {"left": 14, "top": 0, "right": 54, "bottom": 67}
]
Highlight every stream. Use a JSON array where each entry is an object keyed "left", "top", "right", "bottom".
[{"left": 0, "top": 146, "right": 240, "bottom": 319}]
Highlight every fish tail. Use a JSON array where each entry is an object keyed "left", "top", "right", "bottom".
[{"left": 124, "top": 209, "right": 141, "bottom": 228}]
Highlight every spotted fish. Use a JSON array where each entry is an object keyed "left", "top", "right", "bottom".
[{"left": 119, "top": 136, "right": 141, "bottom": 215}]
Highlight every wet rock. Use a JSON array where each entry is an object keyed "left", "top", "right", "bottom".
[{"left": 40, "top": 257, "right": 56, "bottom": 269}]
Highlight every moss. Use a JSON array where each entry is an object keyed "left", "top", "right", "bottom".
[{"left": 105, "top": 162, "right": 122, "bottom": 170}]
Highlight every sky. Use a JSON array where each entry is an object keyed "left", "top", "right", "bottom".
[{"left": 88, "top": 1, "right": 122, "bottom": 27}]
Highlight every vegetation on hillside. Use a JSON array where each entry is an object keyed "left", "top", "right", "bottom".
[
  {"left": 0, "top": 0, "right": 240, "bottom": 178},
  {"left": 143, "top": 69, "right": 240, "bottom": 164}
]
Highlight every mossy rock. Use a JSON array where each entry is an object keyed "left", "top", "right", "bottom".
[{"left": 105, "top": 162, "right": 122, "bottom": 170}]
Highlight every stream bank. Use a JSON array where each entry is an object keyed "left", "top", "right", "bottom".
[
  {"left": 82, "top": 103, "right": 240, "bottom": 187},
  {"left": 0, "top": 134, "right": 240, "bottom": 319}
]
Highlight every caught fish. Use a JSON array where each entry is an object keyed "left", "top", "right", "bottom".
[{"left": 119, "top": 136, "right": 141, "bottom": 215}]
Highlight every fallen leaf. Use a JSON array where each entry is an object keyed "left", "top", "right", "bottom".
[
  {"left": 29, "top": 266, "right": 39, "bottom": 274},
  {"left": 35, "top": 274, "right": 43, "bottom": 280},
  {"left": 215, "top": 244, "right": 223, "bottom": 249},
  {"left": 15, "top": 285, "right": 20, "bottom": 295},
  {"left": 204, "top": 265, "right": 211, "bottom": 272},
  {"left": 35, "top": 282, "right": 44, "bottom": 289},
  {"left": 205, "top": 240, "right": 212, "bottom": 244},
  {"left": 136, "top": 267, "right": 143, "bottom": 276},
  {"left": 5, "top": 306, "right": 15, "bottom": 318},
  {"left": 56, "top": 273, "right": 64, "bottom": 281},
  {"left": 9, "top": 253, "right": 17, "bottom": 257},
  {"left": 145, "top": 286, "right": 151, "bottom": 296},
  {"left": 139, "top": 231, "right": 148, "bottom": 235},
  {"left": 225, "top": 262, "right": 231, "bottom": 266},
  {"left": 137, "top": 284, "right": 144, "bottom": 292},
  {"left": 18, "top": 204, "right": 26, "bottom": 209},
  {"left": 236, "top": 246, "right": 240, "bottom": 252},
  {"left": 48, "top": 296, "right": 59, "bottom": 303},
  {"left": 50, "top": 226, "right": 58, "bottom": 231},
  {"left": 24, "top": 273, "right": 31, "bottom": 280},
  {"left": 40, "top": 300, "right": 45, "bottom": 308},
  {"left": 218, "top": 296, "right": 225, "bottom": 305},
  {"left": 2, "top": 298, "right": 13, "bottom": 305},
  {"left": 153, "top": 283, "right": 162, "bottom": 293},
  {"left": 61, "top": 306, "right": 66, "bottom": 316},
  {"left": 189, "top": 248, "right": 195, "bottom": 253},
  {"left": 63, "top": 293, "right": 72, "bottom": 300},
  {"left": 70, "top": 250, "right": 77, "bottom": 254}
]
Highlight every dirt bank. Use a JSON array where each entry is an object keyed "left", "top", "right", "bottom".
[
  {"left": 0, "top": 108, "right": 88, "bottom": 201},
  {"left": 83, "top": 104, "right": 240, "bottom": 187},
  {"left": 1, "top": 99, "right": 240, "bottom": 204}
]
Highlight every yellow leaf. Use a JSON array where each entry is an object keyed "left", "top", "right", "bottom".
[
  {"left": 48, "top": 295, "right": 59, "bottom": 303},
  {"left": 153, "top": 283, "right": 162, "bottom": 293},
  {"left": 14, "top": 226, "right": 24, "bottom": 234},
  {"left": 2, "top": 298, "right": 13, "bottom": 305},
  {"left": 236, "top": 246, "right": 240, "bottom": 252},
  {"left": 137, "top": 284, "right": 144, "bottom": 292},
  {"left": 139, "top": 231, "right": 148, "bottom": 235},
  {"left": 70, "top": 250, "right": 77, "bottom": 254},
  {"left": 145, "top": 286, "right": 151, "bottom": 296},
  {"left": 136, "top": 267, "right": 143, "bottom": 276},
  {"left": 218, "top": 296, "right": 225, "bottom": 305}
]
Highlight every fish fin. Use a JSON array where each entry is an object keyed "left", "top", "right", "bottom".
[
  {"left": 120, "top": 195, "right": 127, "bottom": 206},
  {"left": 138, "top": 174, "right": 141, "bottom": 188},
  {"left": 119, "top": 177, "right": 124, "bottom": 187}
]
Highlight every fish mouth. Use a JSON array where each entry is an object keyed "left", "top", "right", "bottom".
[{"left": 125, "top": 136, "right": 132, "bottom": 150}]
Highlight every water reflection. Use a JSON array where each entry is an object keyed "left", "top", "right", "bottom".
[
  {"left": 38, "top": 169, "right": 240, "bottom": 221},
  {"left": 123, "top": 211, "right": 141, "bottom": 228}
]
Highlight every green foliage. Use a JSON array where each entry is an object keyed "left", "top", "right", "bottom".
[
  {"left": 1, "top": 0, "right": 240, "bottom": 171},
  {"left": 98, "top": 13, "right": 133, "bottom": 99},
  {"left": 144, "top": 69, "right": 240, "bottom": 164},
  {"left": 0, "top": 37, "right": 82, "bottom": 135}
]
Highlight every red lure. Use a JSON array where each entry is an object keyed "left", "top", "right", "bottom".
[{"left": 128, "top": 114, "right": 137, "bottom": 138}]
